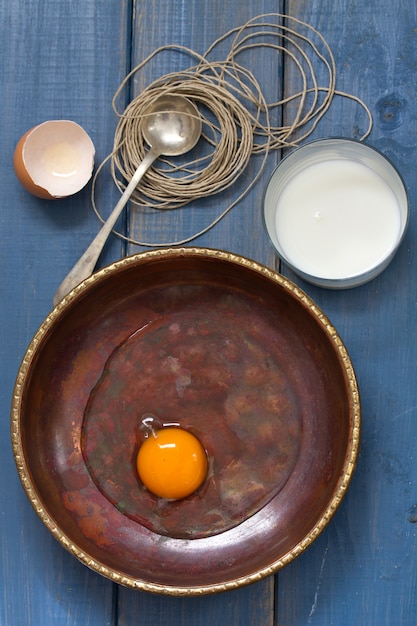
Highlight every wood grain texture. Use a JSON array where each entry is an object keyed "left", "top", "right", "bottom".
[
  {"left": 118, "top": 577, "right": 274, "bottom": 626},
  {"left": 2, "top": 0, "right": 417, "bottom": 624},
  {"left": 118, "top": 3, "right": 281, "bottom": 624},
  {"left": 0, "top": 1, "right": 130, "bottom": 624},
  {"left": 124, "top": 0, "right": 282, "bottom": 269},
  {"left": 277, "top": 1, "right": 417, "bottom": 624}
]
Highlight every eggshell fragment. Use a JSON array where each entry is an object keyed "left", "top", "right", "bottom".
[{"left": 13, "top": 120, "right": 95, "bottom": 199}]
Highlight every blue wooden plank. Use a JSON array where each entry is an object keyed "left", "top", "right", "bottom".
[
  {"left": 0, "top": 1, "right": 131, "bottom": 625},
  {"left": 117, "top": 1, "right": 283, "bottom": 624},
  {"left": 118, "top": 579, "right": 274, "bottom": 626},
  {"left": 123, "top": 0, "right": 283, "bottom": 268},
  {"left": 3, "top": 0, "right": 417, "bottom": 624},
  {"left": 276, "top": 1, "right": 417, "bottom": 625}
]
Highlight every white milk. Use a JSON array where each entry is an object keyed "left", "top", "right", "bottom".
[{"left": 274, "top": 159, "right": 401, "bottom": 279}]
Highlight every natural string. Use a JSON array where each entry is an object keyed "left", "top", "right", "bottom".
[{"left": 91, "top": 13, "right": 373, "bottom": 247}]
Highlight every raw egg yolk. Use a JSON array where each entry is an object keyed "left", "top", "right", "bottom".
[{"left": 136, "top": 427, "right": 208, "bottom": 500}]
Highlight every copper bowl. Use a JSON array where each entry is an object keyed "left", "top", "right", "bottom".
[{"left": 11, "top": 248, "right": 360, "bottom": 595}]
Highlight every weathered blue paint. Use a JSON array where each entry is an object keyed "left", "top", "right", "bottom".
[{"left": 1, "top": 1, "right": 416, "bottom": 624}]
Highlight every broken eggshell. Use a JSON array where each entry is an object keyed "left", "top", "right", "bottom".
[{"left": 13, "top": 120, "right": 95, "bottom": 199}]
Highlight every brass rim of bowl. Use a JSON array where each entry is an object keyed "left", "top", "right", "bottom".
[{"left": 10, "top": 247, "right": 361, "bottom": 596}]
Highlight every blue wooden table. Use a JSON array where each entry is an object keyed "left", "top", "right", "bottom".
[{"left": 1, "top": 1, "right": 417, "bottom": 624}]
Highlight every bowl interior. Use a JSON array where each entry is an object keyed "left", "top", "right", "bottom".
[{"left": 12, "top": 249, "right": 359, "bottom": 594}]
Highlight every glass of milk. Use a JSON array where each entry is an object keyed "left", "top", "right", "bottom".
[{"left": 263, "top": 138, "right": 408, "bottom": 288}]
